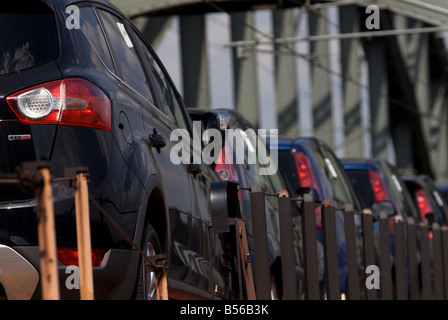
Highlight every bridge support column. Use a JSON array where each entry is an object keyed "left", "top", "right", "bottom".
[
  {"left": 230, "top": 11, "right": 260, "bottom": 127},
  {"left": 364, "top": 37, "right": 392, "bottom": 161},
  {"left": 340, "top": 5, "right": 363, "bottom": 157},
  {"left": 309, "top": 9, "right": 333, "bottom": 147},
  {"left": 180, "top": 14, "right": 211, "bottom": 109},
  {"left": 273, "top": 8, "right": 299, "bottom": 137}
]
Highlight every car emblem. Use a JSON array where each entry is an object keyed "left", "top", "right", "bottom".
[{"left": 8, "top": 134, "right": 31, "bottom": 141}]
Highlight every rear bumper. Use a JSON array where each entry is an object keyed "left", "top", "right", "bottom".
[
  {"left": 0, "top": 245, "right": 141, "bottom": 300},
  {"left": 0, "top": 245, "right": 39, "bottom": 299}
]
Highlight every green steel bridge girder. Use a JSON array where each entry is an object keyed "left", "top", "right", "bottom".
[{"left": 109, "top": 0, "right": 448, "bottom": 28}]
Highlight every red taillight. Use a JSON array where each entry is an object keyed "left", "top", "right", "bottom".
[
  {"left": 215, "top": 146, "right": 242, "bottom": 202},
  {"left": 293, "top": 151, "right": 320, "bottom": 191},
  {"left": 293, "top": 151, "right": 323, "bottom": 227},
  {"left": 368, "top": 169, "right": 389, "bottom": 202},
  {"left": 414, "top": 188, "right": 433, "bottom": 221},
  {"left": 215, "top": 145, "right": 239, "bottom": 182},
  {"left": 6, "top": 78, "right": 111, "bottom": 131},
  {"left": 57, "top": 247, "right": 106, "bottom": 267}
]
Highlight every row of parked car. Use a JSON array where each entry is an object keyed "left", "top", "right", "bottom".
[
  {"left": 269, "top": 134, "right": 448, "bottom": 298},
  {"left": 1, "top": 0, "right": 447, "bottom": 300},
  {"left": 187, "top": 105, "right": 448, "bottom": 299}
]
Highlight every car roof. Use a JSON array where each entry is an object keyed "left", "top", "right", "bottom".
[
  {"left": 58, "top": 0, "right": 124, "bottom": 17},
  {"left": 62, "top": 0, "right": 113, "bottom": 6}
]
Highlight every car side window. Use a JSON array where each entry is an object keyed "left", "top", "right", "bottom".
[
  {"left": 226, "top": 128, "right": 271, "bottom": 191},
  {"left": 78, "top": 7, "right": 115, "bottom": 73},
  {"left": 97, "top": 9, "right": 154, "bottom": 103},
  {"left": 132, "top": 33, "right": 188, "bottom": 130}
]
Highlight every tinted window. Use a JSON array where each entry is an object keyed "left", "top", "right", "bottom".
[
  {"left": 97, "top": 10, "right": 153, "bottom": 102},
  {"left": 382, "top": 163, "right": 419, "bottom": 219},
  {"left": 225, "top": 127, "right": 272, "bottom": 192},
  {"left": 312, "top": 147, "right": 354, "bottom": 208},
  {"left": 278, "top": 151, "right": 301, "bottom": 196},
  {"left": 278, "top": 147, "right": 325, "bottom": 200},
  {"left": 0, "top": 2, "right": 57, "bottom": 75},
  {"left": 79, "top": 7, "right": 114, "bottom": 72},
  {"left": 345, "top": 169, "right": 374, "bottom": 208},
  {"left": 135, "top": 34, "right": 188, "bottom": 129}
]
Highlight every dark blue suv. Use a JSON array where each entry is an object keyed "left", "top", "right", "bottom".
[
  {"left": 342, "top": 158, "right": 422, "bottom": 265},
  {"left": 269, "top": 136, "right": 363, "bottom": 295},
  {"left": 0, "top": 0, "right": 232, "bottom": 300}
]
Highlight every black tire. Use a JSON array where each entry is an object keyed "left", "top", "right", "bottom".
[{"left": 135, "top": 223, "right": 162, "bottom": 300}]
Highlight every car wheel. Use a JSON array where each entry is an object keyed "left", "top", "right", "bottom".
[
  {"left": 270, "top": 273, "right": 280, "bottom": 300},
  {"left": 135, "top": 224, "right": 162, "bottom": 300}
]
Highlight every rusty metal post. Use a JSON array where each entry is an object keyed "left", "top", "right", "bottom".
[
  {"left": 362, "top": 209, "right": 377, "bottom": 300},
  {"left": 278, "top": 194, "right": 297, "bottom": 300},
  {"left": 406, "top": 217, "right": 419, "bottom": 300},
  {"left": 344, "top": 204, "right": 360, "bottom": 300},
  {"left": 322, "top": 201, "right": 340, "bottom": 300},
  {"left": 432, "top": 223, "right": 444, "bottom": 300},
  {"left": 420, "top": 223, "right": 432, "bottom": 300},
  {"left": 442, "top": 226, "right": 448, "bottom": 299},
  {"left": 155, "top": 258, "right": 168, "bottom": 300},
  {"left": 74, "top": 170, "right": 94, "bottom": 300},
  {"left": 237, "top": 219, "right": 256, "bottom": 300},
  {"left": 36, "top": 166, "right": 60, "bottom": 300},
  {"left": 250, "top": 182, "right": 270, "bottom": 300},
  {"left": 301, "top": 193, "right": 320, "bottom": 300},
  {"left": 378, "top": 212, "right": 393, "bottom": 300},
  {"left": 394, "top": 216, "right": 408, "bottom": 300}
]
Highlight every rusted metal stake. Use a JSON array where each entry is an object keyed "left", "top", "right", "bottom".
[
  {"left": 278, "top": 194, "right": 298, "bottom": 300},
  {"left": 36, "top": 167, "right": 60, "bottom": 300},
  {"left": 344, "top": 204, "right": 360, "bottom": 300},
  {"left": 75, "top": 171, "right": 94, "bottom": 300},
  {"left": 237, "top": 219, "right": 256, "bottom": 300},
  {"left": 322, "top": 200, "right": 340, "bottom": 300},
  {"left": 362, "top": 209, "right": 377, "bottom": 300},
  {"left": 156, "top": 260, "right": 168, "bottom": 300},
  {"left": 301, "top": 193, "right": 320, "bottom": 300},
  {"left": 394, "top": 216, "right": 408, "bottom": 300},
  {"left": 250, "top": 182, "right": 270, "bottom": 300},
  {"left": 379, "top": 212, "right": 393, "bottom": 300}
]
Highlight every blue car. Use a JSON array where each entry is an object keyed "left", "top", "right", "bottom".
[
  {"left": 342, "top": 159, "right": 420, "bottom": 223},
  {"left": 402, "top": 174, "right": 448, "bottom": 228},
  {"left": 188, "top": 108, "right": 303, "bottom": 299},
  {"left": 342, "top": 159, "right": 421, "bottom": 262},
  {"left": 269, "top": 136, "right": 364, "bottom": 295}
]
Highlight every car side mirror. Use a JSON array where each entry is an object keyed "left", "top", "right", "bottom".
[
  {"left": 370, "top": 201, "right": 395, "bottom": 220},
  {"left": 210, "top": 180, "right": 240, "bottom": 234},
  {"left": 199, "top": 112, "right": 228, "bottom": 147}
]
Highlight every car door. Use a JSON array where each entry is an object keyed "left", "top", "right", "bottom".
[
  {"left": 126, "top": 24, "right": 227, "bottom": 296},
  {"left": 95, "top": 7, "right": 195, "bottom": 280}
]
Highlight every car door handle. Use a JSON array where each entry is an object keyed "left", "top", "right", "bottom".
[{"left": 148, "top": 133, "right": 166, "bottom": 151}]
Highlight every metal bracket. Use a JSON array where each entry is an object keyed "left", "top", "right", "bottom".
[
  {"left": 16, "top": 161, "right": 52, "bottom": 193},
  {"left": 145, "top": 254, "right": 168, "bottom": 271},
  {"left": 64, "top": 167, "right": 89, "bottom": 188}
]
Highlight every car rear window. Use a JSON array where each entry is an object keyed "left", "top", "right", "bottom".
[
  {"left": 0, "top": 2, "right": 58, "bottom": 76},
  {"left": 382, "top": 163, "right": 420, "bottom": 219},
  {"left": 345, "top": 169, "right": 375, "bottom": 208}
]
